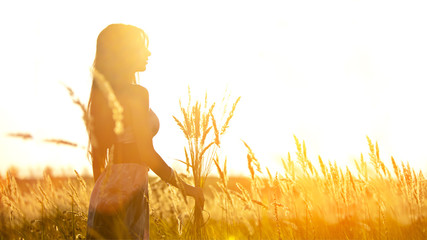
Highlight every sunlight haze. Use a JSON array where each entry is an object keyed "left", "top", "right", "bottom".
[{"left": 1, "top": 0, "right": 427, "bottom": 177}]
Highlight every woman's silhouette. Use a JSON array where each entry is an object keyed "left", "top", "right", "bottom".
[{"left": 86, "top": 24, "right": 204, "bottom": 239}]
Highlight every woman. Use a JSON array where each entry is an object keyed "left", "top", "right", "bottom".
[{"left": 86, "top": 24, "right": 204, "bottom": 239}]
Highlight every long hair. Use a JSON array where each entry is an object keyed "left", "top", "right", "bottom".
[{"left": 87, "top": 24, "right": 149, "bottom": 168}]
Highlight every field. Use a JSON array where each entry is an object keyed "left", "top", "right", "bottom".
[
  {"left": 1, "top": 136, "right": 426, "bottom": 239},
  {"left": 1, "top": 90, "right": 426, "bottom": 239}
]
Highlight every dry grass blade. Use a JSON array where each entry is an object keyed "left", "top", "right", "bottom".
[
  {"left": 74, "top": 170, "right": 87, "bottom": 190},
  {"left": 266, "top": 167, "right": 274, "bottom": 187},
  {"left": 173, "top": 116, "right": 189, "bottom": 140},
  {"left": 251, "top": 199, "right": 269, "bottom": 210},
  {"left": 43, "top": 139, "right": 79, "bottom": 148},
  {"left": 200, "top": 126, "right": 212, "bottom": 149},
  {"left": 213, "top": 156, "right": 224, "bottom": 184},
  {"left": 91, "top": 68, "right": 123, "bottom": 135},
  {"left": 209, "top": 111, "right": 220, "bottom": 146},
  {"left": 184, "top": 147, "right": 191, "bottom": 173},
  {"left": 294, "top": 135, "right": 307, "bottom": 174},
  {"left": 63, "top": 84, "right": 88, "bottom": 123},
  {"left": 198, "top": 142, "right": 215, "bottom": 161},
  {"left": 220, "top": 97, "right": 240, "bottom": 135},
  {"left": 6, "top": 132, "right": 33, "bottom": 140},
  {"left": 193, "top": 102, "right": 201, "bottom": 139},
  {"left": 319, "top": 156, "right": 327, "bottom": 178}
]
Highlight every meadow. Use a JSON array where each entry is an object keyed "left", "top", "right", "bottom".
[
  {"left": 1, "top": 89, "right": 426, "bottom": 239},
  {"left": 1, "top": 137, "right": 427, "bottom": 239}
]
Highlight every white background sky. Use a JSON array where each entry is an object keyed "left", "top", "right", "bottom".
[{"left": 1, "top": 0, "right": 427, "bottom": 178}]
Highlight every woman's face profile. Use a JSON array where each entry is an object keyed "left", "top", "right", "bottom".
[{"left": 132, "top": 35, "right": 151, "bottom": 72}]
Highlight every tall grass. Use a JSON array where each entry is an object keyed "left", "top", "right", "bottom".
[
  {"left": 172, "top": 88, "right": 240, "bottom": 239},
  {"left": 0, "top": 171, "right": 90, "bottom": 239},
  {"left": 2, "top": 88, "right": 427, "bottom": 239},
  {"left": 1, "top": 136, "right": 427, "bottom": 239},
  {"left": 234, "top": 137, "right": 424, "bottom": 239}
]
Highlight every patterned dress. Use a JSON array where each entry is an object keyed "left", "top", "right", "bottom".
[{"left": 87, "top": 109, "right": 159, "bottom": 240}]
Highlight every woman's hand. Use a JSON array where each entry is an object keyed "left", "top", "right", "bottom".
[
  {"left": 185, "top": 185, "right": 205, "bottom": 210},
  {"left": 193, "top": 187, "right": 205, "bottom": 211}
]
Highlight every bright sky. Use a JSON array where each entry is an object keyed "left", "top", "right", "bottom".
[{"left": 1, "top": 0, "right": 427, "bottom": 178}]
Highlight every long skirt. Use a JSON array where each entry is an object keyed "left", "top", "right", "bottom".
[{"left": 86, "top": 163, "right": 149, "bottom": 240}]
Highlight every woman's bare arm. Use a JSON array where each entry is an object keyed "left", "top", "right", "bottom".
[{"left": 129, "top": 85, "right": 204, "bottom": 207}]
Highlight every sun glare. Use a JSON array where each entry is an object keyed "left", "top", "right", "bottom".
[
  {"left": 3, "top": 1, "right": 427, "bottom": 239},
  {"left": 1, "top": 1, "right": 427, "bottom": 178}
]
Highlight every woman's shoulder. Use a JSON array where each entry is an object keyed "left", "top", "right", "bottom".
[
  {"left": 117, "top": 84, "right": 149, "bottom": 101},
  {"left": 117, "top": 84, "right": 150, "bottom": 112},
  {"left": 127, "top": 84, "right": 149, "bottom": 98}
]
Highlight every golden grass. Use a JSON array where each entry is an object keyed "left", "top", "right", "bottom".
[
  {"left": 2, "top": 89, "right": 427, "bottom": 239},
  {"left": 172, "top": 88, "right": 240, "bottom": 239},
  {"left": 1, "top": 142, "right": 427, "bottom": 239}
]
